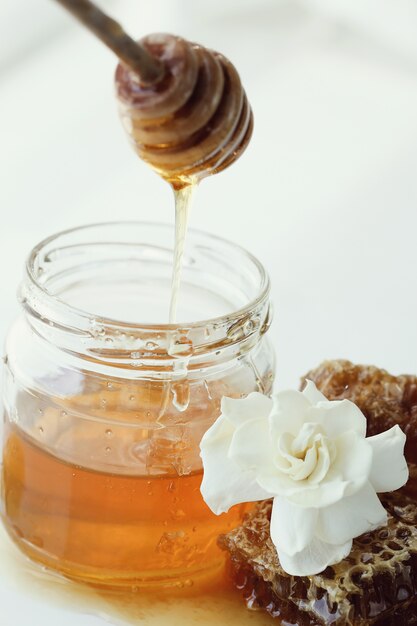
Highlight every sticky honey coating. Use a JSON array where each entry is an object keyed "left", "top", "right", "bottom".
[{"left": 115, "top": 33, "right": 253, "bottom": 189}]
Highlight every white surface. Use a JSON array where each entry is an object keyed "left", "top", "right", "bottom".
[{"left": 1, "top": 1, "right": 417, "bottom": 623}]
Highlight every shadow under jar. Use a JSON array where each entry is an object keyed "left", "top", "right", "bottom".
[{"left": 0, "top": 222, "right": 274, "bottom": 590}]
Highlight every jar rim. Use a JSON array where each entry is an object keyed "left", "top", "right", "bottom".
[
  {"left": 24, "top": 220, "right": 270, "bottom": 331},
  {"left": 20, "top": 221, "right": 271, "bottom": 369}
]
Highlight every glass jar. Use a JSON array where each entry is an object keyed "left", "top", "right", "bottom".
[{"left": 1, "top": 222, "right": 274, "bottom": 590}]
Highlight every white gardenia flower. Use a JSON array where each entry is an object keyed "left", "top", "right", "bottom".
[{"left": 200, "top": 381, "right": 409, "bottom": 577}]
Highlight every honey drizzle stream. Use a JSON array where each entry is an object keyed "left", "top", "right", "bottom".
[{"left": 168, "top": 183, "right": 196, "bottom": 324}]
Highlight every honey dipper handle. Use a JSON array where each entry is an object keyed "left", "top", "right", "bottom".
[{"left": 54, "top": 0, "right": 165, "bottom": 84}]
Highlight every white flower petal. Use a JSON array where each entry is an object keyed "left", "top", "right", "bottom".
[
  {"left": 307, "top": 440, "right": 331, "bottom": 485},
  {"left": 368, "top": 425, "right": 409, "bottom": 493},
  {"left": 311, "top": 400, "right": 367, "bottom": 438},
  {"left": 302, "top": 380, "right": 328, "bottom": 404},
  {"left": 200, "top": 414, "right": 234, "bottom": 447},
  {"left": 221, "top": 392, "right": 273, "bottom": 427},
  {"left": 257, "top": 470, "right": 308, "bottom": 498},
  {"left": 277, "top": 536, "right": 353, "bottom": 576},
  {"left": 200, "top": 418, "right": 270, "bottom": 514},
  {"left": 276, "top": 431, "right": 294, "bottom": 462},
  {"left": 270, "top": 496, "right": 318, "bottom": 556},
  {"left": 260, "top": 431, "right": 373, "bottom": 508},
  {"left": 270, "top": 390, "right": 312, "bottom": 437},
  {"left": 291, "top": 422, "right": 318, "bottom": 456},
  {"left": 292, "top": 444, "right": 318, "bottom": 481},
  {"left": 228, "top": 417, "right": 274, "bottom": 471},
  {"left": 275, "top": 431, "right": 318, "bottom": 480},
  {"left": 200, "top": 466, "right": 271, "bottom": 515},
  {"left": 316, "top": 482, "right": 387, "bottom": 545},
  {"left": 285, "top": 479, "right": 350, "bottom": 508},
  {"left": 330, "top": 431, "right": 372, "bottom": 493},
  {"left": 257, "top": 468, "right": 350, "bottom": 508}
]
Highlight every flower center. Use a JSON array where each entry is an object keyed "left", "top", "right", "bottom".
[{"left": 275, "top": 422, "right": 336, "bottom": 484}]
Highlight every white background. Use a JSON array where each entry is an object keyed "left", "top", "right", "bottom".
[{"left": 1, "top": 0, "right": 417, "bottom": 623}]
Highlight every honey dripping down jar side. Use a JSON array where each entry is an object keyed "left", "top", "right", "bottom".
[{"left": 115, "top": 33, "right": 254, "bottom": 189}]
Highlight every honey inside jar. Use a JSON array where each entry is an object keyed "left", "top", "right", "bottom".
[
  {"left": 0, "top": 223, "right": 273, "bottom": 589},
  {"left": 2, "top": 389, "right": 248, "bottom": 589}
]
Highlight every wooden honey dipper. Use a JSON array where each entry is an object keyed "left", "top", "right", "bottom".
[{"left": 54, "top": 0, "right": 253, "bottom": 189}]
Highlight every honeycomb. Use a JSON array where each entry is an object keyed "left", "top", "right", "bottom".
[
  {"left": 221, "top": 360, "right": 417, "bottom": 624},
  {"left": 221, "top": 493, "right": 417, "bottom": 625}
]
